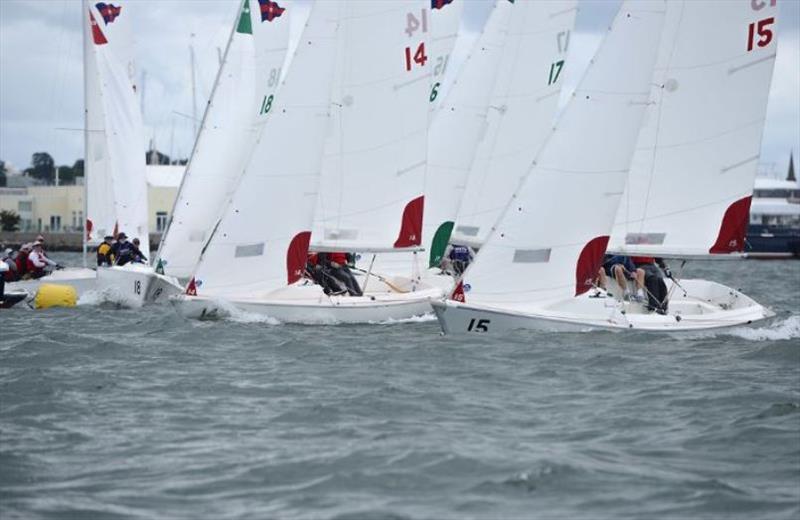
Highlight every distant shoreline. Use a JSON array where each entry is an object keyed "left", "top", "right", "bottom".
[{"left": 0, "top": 232, "right": 161, "bottom": 252}]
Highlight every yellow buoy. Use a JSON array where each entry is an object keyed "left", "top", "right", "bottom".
[{"left": 34, "top": 284, "right": 78, "bottom": 309}]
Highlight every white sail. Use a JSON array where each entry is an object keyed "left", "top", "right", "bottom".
[
  {"left": 84, "top": 0, "right": 149, "bottom": 257},
  {"left": 428, "top": 0, "right": 464, "bottom": 109},
  {"left": 609, "top": 0, "right": 779, "bottom": 257},
  {"left": 190, "top": 0, "right": 340, "bottom": 297},
  {"left": 157, "top": 0, "right": 291, "bottom": 277},
  {"left": 311, "top": 0, "right": 431, "bottom": 253},
  {"left": 425, "top": 0, "right": 577, "bottom": 268},
  {"left": 457, "top": 0, "right": 666, "bottom": 306},
  {"left": 451, "top": 0, "right": 578, "bottom": 249}
]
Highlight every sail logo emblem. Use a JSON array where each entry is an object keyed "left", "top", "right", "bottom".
[
  {"left": 95, "top": 3, "right": 121, "bottom": 25},
  {"left": 258, "top": 0, "right": 285, "bottom": 22}
]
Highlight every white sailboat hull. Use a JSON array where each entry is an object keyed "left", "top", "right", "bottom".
[
  {"left": 6, "top": 268, "right": 98, "bottom": 298},
  {"left": 432, "top": 279, "right": 774, "bottom": 334},
  {"left": 96, "top": 264, "right": 183, "bottom": 308},
  {"left": 172, "top": 281, "right": 443, "bottom": 324}
]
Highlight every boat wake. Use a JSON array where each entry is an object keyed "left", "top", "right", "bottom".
[
  {"left": 215, "top": 300, "right": 281, "bottom": 325},
  {"left": 371, "top": 313, "right": 437, "bottom": 325},
  {"left": 723, "top": 315, "right": 800, "bottom": 342}
]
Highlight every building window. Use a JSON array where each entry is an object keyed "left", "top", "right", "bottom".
[
  {"left": 72, "top": 211, "right": 78, "bottom": 229},
  {"left": 18, "top": 200, "right": 32, "bottom": 212},
  {"left": 156, "top": 211, "right": 168, "bottom": 232},
  {"left": 50, "top": 215, "right": 62, "bottom": 232}
]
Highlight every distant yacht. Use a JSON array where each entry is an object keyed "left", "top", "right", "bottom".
[{"left": 747, "top": 153, "right": 800, "bottom": 258}]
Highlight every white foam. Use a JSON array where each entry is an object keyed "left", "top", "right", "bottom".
[
  {"left": 77, "top": 290, "right": 105, "bottom": 306},
  {"left": 371, "top": 313, "right": 437, "bottom": 325},
  {"left": 722, "top": 315, "right": 800, "bottom": 342},
  {"left": 214, "top": 299, "right": 281, "bottom": 325}
]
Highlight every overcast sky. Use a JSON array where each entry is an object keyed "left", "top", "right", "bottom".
[{"left": 1, "top": 0, "right": 798, "bottom": 178}]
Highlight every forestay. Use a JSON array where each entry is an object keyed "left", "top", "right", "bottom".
[
  {"left": 84, "top": 0, "right": 150, "bottom": 257},
  {"left": 311, "top": 0, "right": 431, "bottom": 253},
  {"left": 609, "top": 0, "right": 779, "bottom": 257},
  {"left": 450, "top": 0, "right": 577, "bottom": 249},
  {"left": 157, "top": 0, "right": 291, "bottom": 278},
  {"left": 190, "top": 0, "right": 340, "bottom": 297},
  {"left": 458, "top": 1, "right": 666, "bottom": 306}
]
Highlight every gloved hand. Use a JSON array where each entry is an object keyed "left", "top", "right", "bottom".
[{"left": 664, "top": 267, "right": 672, "bottom": 279}]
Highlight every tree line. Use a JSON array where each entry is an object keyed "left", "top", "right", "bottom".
[{"left": 0, "top": 151, "right": 187, "bottom": 187}]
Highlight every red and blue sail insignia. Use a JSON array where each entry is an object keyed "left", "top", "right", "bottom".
[
  {"left": 258, "top": 0, "right": 285, "bottom": 22},
  {"left": 89, "top": 12, "right": 108, "bottom": 45},
  {"left": 431, "top": 0, "right": 454, "bottom": 9},
  {"left": 95, "top": 3, "right": 122, "bottom": 25}
]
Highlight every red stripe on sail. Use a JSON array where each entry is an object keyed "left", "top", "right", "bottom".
[
  {"left": 709, "top": 196, "right": 752, "bottom": 254},
  {"left": 575, "top": 235, "right": 609, "bottom": 296},
  {"left": 286, "top": 231, "right": 311, "bottom": 284},
  {"left": 90, "top": 12, "right": 108, "bottom": 45},
  {"left": 393, "top": 196, "right": 424, "bottom": 248}
]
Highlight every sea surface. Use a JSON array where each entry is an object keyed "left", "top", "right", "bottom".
[{"left": 1, "top": 255, "right": 799, "bottom": 519}]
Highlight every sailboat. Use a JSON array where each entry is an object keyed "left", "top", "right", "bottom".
[
  {"left": 432, "top": 0, "right": 670, "bottom": 334},
  {"left": 176, "top": 0, "right": 458, "bottom": 323},
  {"left": 7, "top": 0, "right": 152, "bottom": 301},
  {"left": 156, "top": 0, "right": 291, "bottom": 280}
]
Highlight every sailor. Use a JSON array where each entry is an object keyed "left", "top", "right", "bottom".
[
  {"left": 306, "top": 253, "right": 344, "bottom": 295},
  {"left": 96, "top": 235, "right": 116, "bottom": 266},
  {"left": 598, "top": 255, "right": 643, "bottom": 301},
  {"left": 1, "top": 248, "right": 19, "bottom": 282},
  {"left": 112, "top": 233, "right": 135, "bottom": 266},
  {"left": 448, "top": 244, "right": 474, "bottom": 275},
  {"left": 15, "top": 244, "right": 31, "bottom": 279},
  {"left": 631, "top": 256, "right": 671, "bottom": 313},
  {"left": 26, "top": 242, "right": 60, "bottom": 279},
  {"left": 0, "top": 255, "right": 7, "bottom": 300},
  {"left": 131, "top": 238, "right": 148, "bottom": 264},
  {"left": 324, "top": 252, "right": 363, "bottom": 297}
]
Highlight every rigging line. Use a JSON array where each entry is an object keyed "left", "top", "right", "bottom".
[{"left": 636, "top": 0, "right": 686, "bottom": 237}]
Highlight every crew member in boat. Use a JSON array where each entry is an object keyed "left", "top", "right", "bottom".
[
  {"left": 597, "top": 255, "right": 644, "bottom": 301},
  {"left": 112, "top": 233, "right": 136, "bottom": 266},
  {"left": 631, "top": 256, "right": 671, "bottom": 314},
  {"left": 27, "top": 242, "right": 60, "bottom": 279},
  {"left": 14, "top": 243, "right": 31, "bottom": 279},
  {"left": 323, "top": 252, "right": 363, "bottom": 297},
  {"left": 2, "top": 248, "right": 19, "bottom": 282},
  {"left": 446, "top": 244, "right": 474, "bottom": 275},
  {"left": 306, "top": 253, "right": 344, "bottom": 295},
  {"left": 131, "top": 238, "right": 148, "bottom": 264},
  {"left": 96, "top": 235, "right": 116, "bottom": 267}
]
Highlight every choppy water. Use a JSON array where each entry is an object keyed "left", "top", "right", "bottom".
[{"left": 1, "top": 256, "right": 799, "bottom": 519}]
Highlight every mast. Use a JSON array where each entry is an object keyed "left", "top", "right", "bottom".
[
  {"left": 81, "top": 0, "right": 89, "bottom": 268},
  {"left": 190, "top": 34, "right": 198, "bottom": 139}
]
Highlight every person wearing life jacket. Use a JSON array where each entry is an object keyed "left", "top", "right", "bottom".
[
  {"left": 448, "top": 244, "right": 474, "bottom": 275},
  {"left": 324, "top": 251, "right": 363, "bottom": 296},
  {"left": 96, "top": 235, "right": 116, "bottom": 267},
  {"left": 112, "top": 233, "right": 136, "bottom": 266},
  {"left": 1, "top": 248, "right": 19, "bottom": 282},
  {"left": 15, "top": 244, "right": 31, "bottom": 279},
  {"left": 26, "top": 242, "right": 59, "bottom": 279},
  {"left": 131, "top": 238, "right": 148, "bottom": 264},
  {"left": 306, "top": 252, "right": 344, "bottom": 295},
  {"left": 631, "top": 256, "right": 671, "bottom": 313},
  {"left": 597, "top": 255, "right": 643, "bottom": 301}
]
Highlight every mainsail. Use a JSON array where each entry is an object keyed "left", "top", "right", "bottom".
[
  {"left": 84, "top": 0, "right": 149, "bottom": 257},
  {"left": 157, "top": 0, "right": 291, "bottom": 277},
  {"left": 311, "top": 0, "right": 431, "bottom": 253},
  {"left": 609, "top": 0, "right": 779, "bottom": 257},
  {"left": 190, "top": 0, "right": 340, "bottom": 297},
  {"left": 458, "top": 0, "right": 666, "bottom": 306}
]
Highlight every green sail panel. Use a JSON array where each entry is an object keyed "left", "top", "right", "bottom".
[
  {"left": 429, "top": 221, "right": 455, "bottom": 268},
  {"left": 236, "top": 0, "right": 253, "bottom": 35}
]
